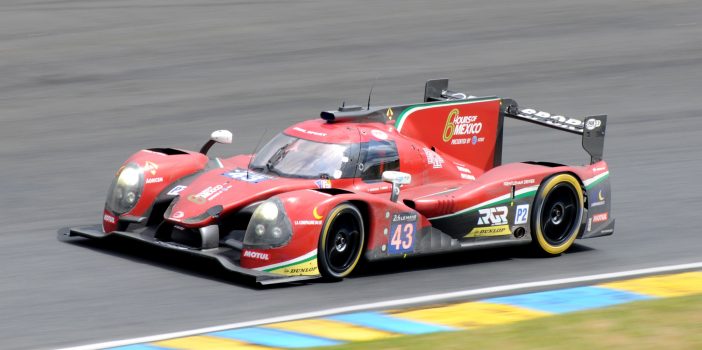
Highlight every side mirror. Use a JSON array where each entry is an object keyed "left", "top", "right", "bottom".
[
  {"left": 200, "top": 130, "right": 232, "bottom": 155},
  {"left": 382, "top": 171, "right": 411, "bottom": 202},
  {"left": 210, "top": 130, "right": 232, "bottom": 144}
]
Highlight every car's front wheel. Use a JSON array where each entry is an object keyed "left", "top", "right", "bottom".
[
  {"left": 531, "top": 173, "right": 584, "bottom": 255},
  {"left": 318, "top": 203, "right": 364, "bottom": 280}
]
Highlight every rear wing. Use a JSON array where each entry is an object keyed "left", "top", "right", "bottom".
[
  {"left": 503, "top": 101, "right": 607, "bottom": 164},
  {"left": 424, "top": 79, "right": 607, "bottom": 164}
]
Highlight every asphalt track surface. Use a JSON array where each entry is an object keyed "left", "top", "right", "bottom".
[{"left": 1, "top": 1, "right": 701, "bottom": 349}]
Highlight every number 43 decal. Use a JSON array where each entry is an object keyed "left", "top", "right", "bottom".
[{"left": 389, "top": 222, "right": 416, "bottom": 254}]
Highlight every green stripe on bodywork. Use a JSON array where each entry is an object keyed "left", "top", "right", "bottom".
[
  {"left": 263, "top": 253, "right": 316, "bottom": 273},
  {"left": 463, "top": 189, "right": 538, "bottom": 214},
  {"left": 585, "top": 172, "right": 609, "bottom": 190},
  {"left": 429, "top": 187, "right": 538, "bottom": 221},
  {"left": 430, "top": 172, "right": 610, "bottom": 221},
  {"left": 478, "top": 189, "right": 537, "bottom": 210}
]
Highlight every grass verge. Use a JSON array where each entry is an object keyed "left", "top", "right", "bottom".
[{"left": 316, "top": 294, "right": 702, "bottom": 350}]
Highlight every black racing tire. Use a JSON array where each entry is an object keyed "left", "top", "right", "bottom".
[
  {"left": 531, "top": 173, "right": 584, "bottom": 255},
  {"left": 317, "top": 203, "right": 365, "bottom": 280}
]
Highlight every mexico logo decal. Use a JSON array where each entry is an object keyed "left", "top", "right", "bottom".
[{"left": 442, "top": 108, "right": 483, "bottom": 144}]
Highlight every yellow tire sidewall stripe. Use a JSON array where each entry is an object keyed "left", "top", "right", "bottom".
[
  {"left": 534, "top": 174, "right": 584, "bottom": 254},
  {"left": 319, "top": 203, "right": 364, "bottom": 278}
]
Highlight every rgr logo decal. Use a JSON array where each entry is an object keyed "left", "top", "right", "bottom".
[
  {"left": 442, "top": 109, "right": 482, "bottom": 142},
  {"left": 477, "top": 206, "right": 508, "bottom": 226}
]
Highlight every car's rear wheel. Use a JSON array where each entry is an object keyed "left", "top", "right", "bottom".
[
  {"left": 531, "top": 173, "right": 584, "bottom": 255},
  {"left": 318, "top": 203, "right": 364, "bottom": 280}
]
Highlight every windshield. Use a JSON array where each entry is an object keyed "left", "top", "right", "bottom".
[{"left": 250, "top": 133, "right": 357, "bottom": 179}]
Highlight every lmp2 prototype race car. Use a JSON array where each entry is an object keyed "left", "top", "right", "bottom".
[{"left": 69, "top": 79, "right": 614, "bottom": 284}]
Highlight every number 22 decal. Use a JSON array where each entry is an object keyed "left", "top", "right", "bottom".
[{"left": 389, "top": 222, "right": 416, "bottom": 254}]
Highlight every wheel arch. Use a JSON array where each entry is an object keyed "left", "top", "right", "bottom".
[
  {"left": 534, "top": 170, "right": 588, "bottom": 209},
  {"left": 566, "top": 171, "right": 588, "bottom": 208},
  {"left": 347, "top": 200, "right": 371, "bottom": 250}
]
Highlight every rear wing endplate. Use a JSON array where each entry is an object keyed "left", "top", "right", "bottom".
[
  {"left": 424, "top": 78, "right": 472, "bottom": 102},
  {"left": 423, "top": 79, "right": 607, "bottom": 164}
]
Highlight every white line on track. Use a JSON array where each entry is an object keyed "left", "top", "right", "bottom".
[{"left": 59, "top": 261, "right": 702, "bottom": 350}]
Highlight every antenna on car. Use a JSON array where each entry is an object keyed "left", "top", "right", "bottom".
[
  {"left": 246, "top": 129, "right": 268, "bottom": 180},
  {"left": 367, "top": 76, "right": 378, "bottom": 110}
]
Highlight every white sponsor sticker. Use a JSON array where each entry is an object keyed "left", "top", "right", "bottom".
[
  {"left": 293, "top": 126, "right": 327, "bottom": 137},
  {"left": 243, "top": 250, "right": 270, "bottom": 260},
  {"left": 503, "top": 179, "right": 535, "bottom": 186},
  {"left": 519, "top": 109, "right": 584, "bottom": 130},
  {"left": 592, "top": 212, "right": 609, "bottom": 223},
  {"left": 145, "top": 177, "right": 163, "bottom": 184},
  {"left": 294, "top": 220, "right": 323, "bottom": 226},
  {"left": 103, "top": 214, "right": 116, "bottom": 224},
  {"left": 515, "top": 204, "right": 529, "bottom": 225},
  {"left": 586, "top": 119, "right": 602, "bottom": 130},
  {"left": 371, "top": 129, "right": 388, "bottom": 140},
  {"left": 423, "top": 148, "right": 444, "bottom": 169},
  {"left": 189, "top": 184, "right": 232, "bottom": 203},
  {"left": 167, "top": 185, "right": 187, "bottom": 196},
  {"left": 449, "top": 115, "right": 482, "bottom": 137}
]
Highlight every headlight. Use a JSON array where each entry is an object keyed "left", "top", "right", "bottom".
[
  {"left": 244, "top": 198, "right": 292, "bottom": 248},
  {"left": 256, "top": 201, "right": 279, "bottom": 221},
  {"left": 105, "top": 162, "right": 144, "bottom": 214}
]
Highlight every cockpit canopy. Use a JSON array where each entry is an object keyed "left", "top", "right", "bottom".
[
  {"left": 250, "top": 132, "right": 400, "bottom": 181},
  {"left": 250, "top": 134, "right": 357, "bottom": 179}
]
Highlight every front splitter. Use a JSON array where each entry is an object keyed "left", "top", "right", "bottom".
[{"left": 67, "top": 225, "right": 318, "bottom": 285}]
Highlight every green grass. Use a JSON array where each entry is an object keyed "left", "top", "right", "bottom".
[{"left": 316, "top": 294, "right": 702, "bottom": 350}]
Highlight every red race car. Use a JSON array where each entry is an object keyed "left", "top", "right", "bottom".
[{"left": 69, "top": 79, "right": 614, "bottom": 284}]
